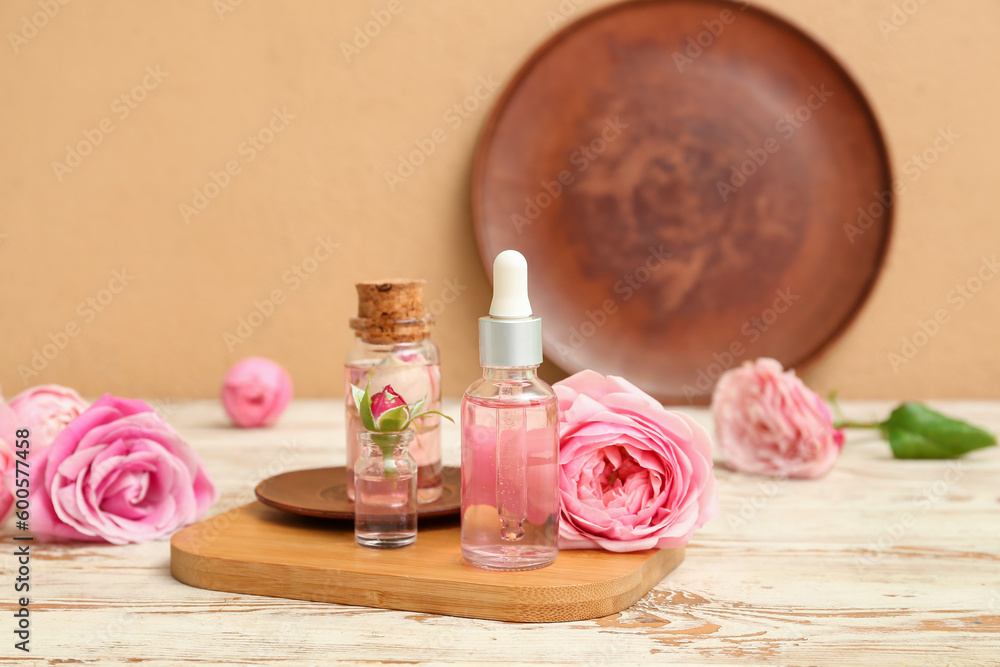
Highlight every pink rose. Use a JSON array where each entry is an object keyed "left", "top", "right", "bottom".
[
  {"left": 555, "top": 370, "right": 718, "bottom": 552},
  {"left": 8, "top": 395, "right": 217, "bottom": 544},
  {"left": 712, "top": 358, "right": 845, "bottom": 479},
  {"left": 222, "top": 357, "right": 292, "bottom": 428},
  {"left": 9, "top": 384, "right": 89, "bottom": 451},
  {"left": 0, "top": 395, "right": 16, "bottom": 521}
]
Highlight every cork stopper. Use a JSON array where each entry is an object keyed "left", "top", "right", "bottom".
[{"left": 350, "top": 279, "right": 433, "bottom": 344}]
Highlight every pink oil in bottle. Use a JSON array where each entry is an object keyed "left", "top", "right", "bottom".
[{"left": 461, "top": 388, "right": 559, "bottom": 570}]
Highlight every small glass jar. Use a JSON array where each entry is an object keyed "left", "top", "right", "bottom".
[
  {"left": 345, "top": 280, "right": 442, "bottom": 503},
  {"left": 354, "top": 430, "right": 418, "bottom": 548}
]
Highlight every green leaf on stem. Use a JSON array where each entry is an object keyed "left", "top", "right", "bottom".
[
  {"left": 882, "top": 402, "right": 996, "bottom": 459},
  {"left": 404, "top": 410, "right": 455, "bottom": 431},
  {"left": 350, "top": 383, "right": 366, "bottom": 411},
  {"left": 357, "top": 376, "right": 375, "bottom": 431},
  {"left": 376, "top": 405, "right": 409, "bottom": 432},
  {"left": 409, "top": 396, "right": 426, "bottom": 417}
]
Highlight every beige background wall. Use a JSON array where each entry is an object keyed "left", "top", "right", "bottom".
[{"left": 1, "top": 0, "right": 998, "bottom": 400}]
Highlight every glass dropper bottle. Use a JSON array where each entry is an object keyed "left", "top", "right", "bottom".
[{"left": 460, "top": 250, "right": 559, "bottom": 571}]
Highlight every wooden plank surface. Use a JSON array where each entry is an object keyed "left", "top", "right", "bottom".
[{"left": 2, "top": 399, "right": 998, "bottom": 664}]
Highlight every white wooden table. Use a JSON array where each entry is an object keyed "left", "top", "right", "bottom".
[{"left": 2, "top": 400, "right": 998, "bottom": 665}]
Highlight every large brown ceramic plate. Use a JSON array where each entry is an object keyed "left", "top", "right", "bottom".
[
  {"left": 255, "top": 467, "right": 461, "bottom": 520},
  {"left": 472, "top": 0, "right": 892, "bottom": 403}
]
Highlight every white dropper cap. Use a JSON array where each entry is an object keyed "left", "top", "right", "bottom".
[
  {"left": 479, "top": 250, "right": 543, "bottom": 367},
  {"left": 489, "top": 250, "right": 532, "bottom": 319}
]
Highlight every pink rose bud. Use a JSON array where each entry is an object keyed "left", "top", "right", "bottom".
[
  {"left": 712, "top": 358, "right": 845, "bottom": 479},
  {"left": 369, "top": 385, "right": 408, "bottom": 431},
  {"left": 4, "top": 394, "right": 217, "bottom": 544},
  {"left": 222, "top": 357, "right": 293, "bottom": 428},
  {"left": 554, "top": 370, "right": 718, "bottom": 552},
  {"left": 9, "top": 384, "right": 89, "bottom": 451}
]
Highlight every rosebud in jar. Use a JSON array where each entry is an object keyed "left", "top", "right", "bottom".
[{"left": 370, "top": 386, "right": 408, "bottom": 431}]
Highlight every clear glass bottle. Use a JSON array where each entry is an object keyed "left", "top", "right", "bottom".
[
  {"left": 354, "top": 430, "right": 418, "bottom": 548},
  {"left": 461, "top": 250, "right": 559, "bottom": 571},
  {"left": 345, "top": 280, "right": 442, "bottom": 503}
]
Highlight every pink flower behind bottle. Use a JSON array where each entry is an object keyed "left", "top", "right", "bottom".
[
  {"left": 6, "top": 395, "right": 217, "bottom": 544},
  {"left": 9, "top": 384, "right": 89, "bottom": 450},
  {"left": 554, "top": 370, "right": 718, "bottom": 552},
  {"left": 222, "top": 357, "right": 292, "bottom": 428},
  {"left": 711, "top": 358, "right": 844, "bottom": 479}
]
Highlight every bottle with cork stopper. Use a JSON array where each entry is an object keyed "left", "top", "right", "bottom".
[{"left": 345, "top": 280, "right": 443, "bottom": 503}]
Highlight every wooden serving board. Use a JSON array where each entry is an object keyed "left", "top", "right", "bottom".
[{"left": 170, "top": 502, "right": 684, "bottom": 623}]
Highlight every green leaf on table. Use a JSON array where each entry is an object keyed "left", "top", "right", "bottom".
[{"left": 882, "top": 402, "right": 996, "bottom": 459}]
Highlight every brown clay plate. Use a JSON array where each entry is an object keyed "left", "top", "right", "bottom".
[
  {"left": 472, "top": 0, "right": 892, "bottom": 403},
  {"left": 255, "top": 466, "right": 461, "bottom": 520}
]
